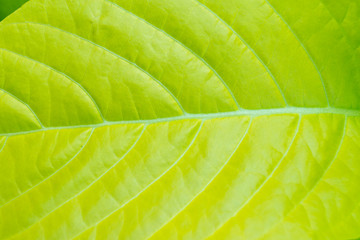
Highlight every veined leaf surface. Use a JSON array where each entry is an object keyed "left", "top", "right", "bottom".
[{"left": 0, "top": 0, "right": 359, "bottom": 239}]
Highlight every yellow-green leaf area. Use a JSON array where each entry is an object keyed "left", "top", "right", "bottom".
[{"left": 0, "top": 0, "right": 359, "bottom": 239}]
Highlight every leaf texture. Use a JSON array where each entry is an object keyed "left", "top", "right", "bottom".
[
  {"left": 0, "top": 0, "right": 28, "bottom": 21},
  {"left": 0, "top": 0, "right": 359, "bottom": 239}
]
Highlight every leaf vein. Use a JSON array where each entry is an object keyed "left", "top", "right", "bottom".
[
  {"left": 0, "top": 86, "right": 44, "bottom": 128},
  {"left": 260, "top": 115, "right": 348, "bottom": 238},
  {"left": 105, "top": 0, "right": 241, "bottom": 109},
  {"left": 9, "top": 125, "right": 146, "bottom": 239},
  {"left": 0, "top": 48, "right": 105, "bottom": 122},
  {"left": 0, "top": 136, "right": 8, "bottom": 154},
  {"left": 72, "top": 121, "right": 204, "bottom": 239},
  {"left": 0, "top": 128, "right": 94, "bottom": 209},
  {"left": 148, "top": 117, "right": 253, "bottom": 239},
  {"left": 207, "top": 114, "right": 302, "bottom": 238},
  {"left": 4, "top": 21, "right": 186, "bottom": 115},
  {"left": 0, "top": 107, "right": 358, "bottom": 137},
  {"left": 264, "top": 0, "right": 330, "bottom": 106},
  {"left": 193, "top": 0, "right": 289, "bottom": 106}
]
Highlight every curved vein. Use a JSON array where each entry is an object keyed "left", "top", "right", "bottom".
[
  {"left": 105, "top": 0, "right": 241, "bottom": 109},
  {"left": 148, "top": 117, "right": 253, "bottom": 239},
  {"left": 9, "top": 124, "right": 146, "bottom": 239},
  {"left": 0, "top": 87, "right": 44, "bottom": 128},
  {"left": 4, "top": 21, "right": 186, "bottom": 115},
  {"left": 264, "top": 0, "right": 330, "bottom": 106},
  {"left": 0, "top": 137, "right": 7, "bottom": 153},
  {"left": 193, "top": 0, "right": 288, "bottom": 106},
  {"left": 260, "top": 115, "right": 348, "bottom": 238},
  {"left": 0, "top": 48, "right": 105, "bottom": 122},
  {"left": 72, "top": 121, "right": 204, "bottom": 239},
  {"left": 206, "top": 115, "right": 302, "bottom": 238},
  {"left": 0, "top": 128, "right": 94, "bottom": 209}
]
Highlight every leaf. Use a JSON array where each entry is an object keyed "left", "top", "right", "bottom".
[
  {"left": 0, "top": 0, "right": 359, "bottom": 239},
  {"left": 0, "top": 0, "right": 28, "bottom": 21}
]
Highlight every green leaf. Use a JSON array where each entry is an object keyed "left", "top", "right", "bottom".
[
  {"left": 0, "top": 0, "right": 359, "bottom": 239},
  {"left": 0, "top": 0, "right": 28, "bottom": 21}
]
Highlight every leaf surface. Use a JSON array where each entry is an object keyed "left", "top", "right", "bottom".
[
  {"left": 0, "top": 0, "right": 359, "bottom": 239},
  {"left": 0, "top": 0, "right": 28, "bottom": 21}
]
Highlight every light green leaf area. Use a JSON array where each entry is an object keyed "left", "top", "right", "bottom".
[{"left": 0, "top": 0, "right": 359, "bottom": 239}]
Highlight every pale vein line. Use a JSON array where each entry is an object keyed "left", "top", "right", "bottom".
[
  {"left": 0, "top": 136, "right": 8, "bottom": 154},
  {"left": 105, "top": 0, "right": 241, "bottom": 110},
  {"left": 206, "top": 114, "right": 302, "bottom": 239},
  {"left": 148, "top": 117, "right": 253, "bottom": 239},
  {"left": 260, "top": 115, "right": 348, "bottom": 238},
  {"left": 9, "top": 125, "right": 147, "bottom": 239},
  {"left": 0, "top": 48, "right": 105, "bottom": 122},
  {"left": 193, "top": 0, "right": 289, "bottom": 106},
  {"left": 0, "top": 87, "right": 44, "bottom": 128},
  {"left": 0, "top": 128, "right": 94, "bottom": 209},
  {"left": 0, "top": 107, "right": 358, "bottom": 137},
  {"left": 71, "top": 121, "right": 204, "bottom": 239},
  {"left": 264, "top": 0, "right": 330, "bottom": 106},
  {"left": 2, "top": 21, "right": 186, "bottom": 115}
]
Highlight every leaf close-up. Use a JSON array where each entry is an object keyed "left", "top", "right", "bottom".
[
  {"left": 0, "top": 0, "right": 28, "bottom": 21},
  {"left": 0, "top": 0, "right": 359, "bottom": 239}
]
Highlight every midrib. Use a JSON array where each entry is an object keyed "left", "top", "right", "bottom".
[{"left": 1, "top": 107, "right": 359, "bottom": 137}]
